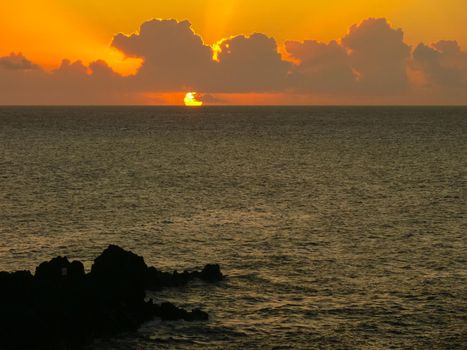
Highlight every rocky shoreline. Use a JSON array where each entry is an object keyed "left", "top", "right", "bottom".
[{"left": 0, "top": 245, "right": 224, "bottom": 350}]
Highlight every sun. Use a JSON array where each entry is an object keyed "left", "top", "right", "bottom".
[{"left": 184, "top": 92, "right": 203, "bottom": 106}]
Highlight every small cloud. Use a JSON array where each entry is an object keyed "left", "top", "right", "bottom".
[
  {"left": 198, "top": 93, "right": 225, "bottom": 104},
  {"left": 0, "top": 53, "right": 39, "bottom": 70}
]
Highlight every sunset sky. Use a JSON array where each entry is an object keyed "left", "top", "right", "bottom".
[{"left": 1, "top": 0, "right": 466, "bottom": 105}]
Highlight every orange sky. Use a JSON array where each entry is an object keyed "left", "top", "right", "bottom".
[{"left": 1, "top": 0, "right": 466, "bottom": 74}]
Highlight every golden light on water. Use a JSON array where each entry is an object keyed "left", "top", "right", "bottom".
[{"left": 184, "top": 92, "right": 203, "bottom": 106}]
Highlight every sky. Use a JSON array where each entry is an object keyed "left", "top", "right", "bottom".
[{"left": 0, "top": 0, "right": 466, "bottom": 105}]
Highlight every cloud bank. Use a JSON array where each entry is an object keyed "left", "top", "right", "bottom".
[{"left": 1, "top": 18, "right": 466, "bottom": 104}]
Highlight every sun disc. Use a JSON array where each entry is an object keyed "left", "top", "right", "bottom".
[{"left": 184, "top": 92, "right": 203, "bottom": 106}]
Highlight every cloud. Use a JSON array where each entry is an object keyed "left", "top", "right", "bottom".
[
  {"left": 112, "top": 20, "right": 290, "bottom": 93},
  {"left": 0, "top": 57, "right": 131, "bottom": 105},
  {"left": 341, "top": 18, "right": 411, "bottom": 94},
  {"left": 285, "top": 40, "right": 355, "bottom": 93},
  {"left": 198, "top": 93, "right": 225, "bottom": 104},
  {"left": 214, "top": 33, "right": 291, "bottom": 92},
  {"left": 112, "top": 19, "right": 214, "bottom": 91},
  {"left": 413, "top": 40, "right": 467, "bottom": 88},
  {"left": 0, "top": 53, "right": 39, "bottom": 70},
  {"left": 284, "top": 18, "right": 412, "bottom": 97},
  {"left": 0, "top": 18, "right": 466, "bottom": 104}
]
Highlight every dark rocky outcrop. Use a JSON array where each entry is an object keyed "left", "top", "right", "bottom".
[
  {"left": 150, "top": 301, "right": 209, "bottom": 321},
  {"left": 0, "top": 245, "right": 224, "bottom": 350},
  {"left": 145, "top": 263, "right": 224, "bottom": 290},
  {"left": 199, "top": 264, "right": 224, "bottom": 282},
  {"left": 35, "top": 256, "right": 85, "bottom": 283}
]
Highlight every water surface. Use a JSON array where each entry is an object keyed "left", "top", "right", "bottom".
[{"left": 0, "top": 106, "right": 465, "bottom": 349}]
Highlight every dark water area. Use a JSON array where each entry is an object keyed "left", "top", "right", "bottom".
[{"left": 0, "top": 106, "right": 466, "bottom": 349}]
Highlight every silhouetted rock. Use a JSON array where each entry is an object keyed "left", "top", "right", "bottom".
[
  {"left": 0, "top": 245, "right": 223, "bottom": 350},
  {"left": 35, "top": 256, "right": 85, "bottom": 282},
  {"left": 145, "top": 264, "right": 224, "bottom": 290},
  {"left": 200, "top": 264, "right": 224, "bottom": 282},
  {"left": 90, "top": 245, "right": 148, "bottom": 305},
  {"left": 152, "top": 302, "right": 209, "bottom": 321},
  {"left": 146, "top": 266, "right": 173, "bottom": 290},
  {"left": 189, "top": 308, "right": 210, "bottom": 321},
  {"left": 91, "top": 245, "right": 148, "bottom": 284}
]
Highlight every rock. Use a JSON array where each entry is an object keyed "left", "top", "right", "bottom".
[
  {"left": 0, "top": 271, "right": 34, "bottom": 303},
  {"left": 90, "top": 245, "right": 148, "bottom": 285},
  {"left": 0, "top": 245, "right": 221, "bottom": 350},
  {"left": 155, "top": 301, "right": 188, "bottom": 321},
  {"left": 146, "top": 266, "right": 173, "bottom": 290},
  {"left": 152, "top": 302, "right": 209, "bottom": 322},
  {"left": 189, "top": 308, "right": 209, "bottom": 321},
  {"left": 35, "top": 256, "right": 85, "bottom": 282},
  {"left": 145, "top": 264, "right": 224, "bottom": 290},
  {"left": 90, "top": 245, "right": 148, "bottom": 304},
  {"left": 200, "top": 264, "right": 224, "bottom": 282}
]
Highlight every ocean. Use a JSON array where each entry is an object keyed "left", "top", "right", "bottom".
[{"left": 0, "top": 106, "right": 465, "bottom": 349}]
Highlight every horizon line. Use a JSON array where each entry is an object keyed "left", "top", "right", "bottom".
[{"left": 1, "top": 104, "right": 466, "bottom": 108}]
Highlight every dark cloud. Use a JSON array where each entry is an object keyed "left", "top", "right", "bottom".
[
  {"left": 0, "top": 57, "right": 129, "bottom": 105},
  {"left": 112, "top": 19, "right": 214, "bottom": 91},
  {"left": 198, "top": 94, "right": 225, "bottom": 104},
  {"left": 284, "top": 18, "right": 412, "bottom": 96},
  {"left": 112, "top": 21, "right": 290, "bottom": 93},
  {"left": 413, "top": 40, "right": 467, "bottom": 88},
  {"left": 285, "top": 40, "right": 355, "bottom": 93},
  {"left": 0, "top": 52, "right": 39, "bottom": 70},
  {"left": 341, "top": 18, "right": 411, "bottom": 93},
  {"left": 214, "top": 33, "right": 291, "bottom": 92}
]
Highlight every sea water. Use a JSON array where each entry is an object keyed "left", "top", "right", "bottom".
[{"left": 0, "top": 106, "right": 465, "bottom": 349}]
